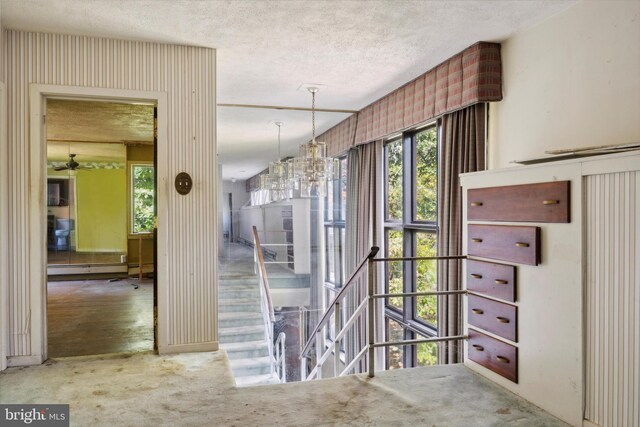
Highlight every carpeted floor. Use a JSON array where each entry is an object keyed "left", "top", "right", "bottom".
[{"left": 0, "top": 351, "right": 568, "bottom": 426}]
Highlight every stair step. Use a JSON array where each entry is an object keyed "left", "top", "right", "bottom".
[
  {"left": 222, "top": 341, "right": 269, "bottom": 359},
  {"left": 218, "top": 299, "right": 261, "bottom": 313},
  {"left": 218, "top": 312, "right": 263, "bottom": 328},
  {"left": 218, "top": 288, "right": 260, "bottom": 299},
  {"left": 219, "top": 324, "right": 265, "bottom": 343},
  {"left": 229, "top": 356, "right": 273, "bottom": 376},
  {"left": 234, "top": 373, "right": 282, "bottom": 387}
]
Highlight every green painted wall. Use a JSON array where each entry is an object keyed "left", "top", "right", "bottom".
[{"left": 76, "top": 168, "right": 127, "bottom": 252}]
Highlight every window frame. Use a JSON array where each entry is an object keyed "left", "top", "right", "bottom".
[
  {"left": 383, "top": 123, "right": 439, "bottom": 369},
  {"left": 128, "top": 161, "right": 155, "bottom": 236}
]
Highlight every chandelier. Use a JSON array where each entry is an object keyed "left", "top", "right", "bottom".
[
  {"left": 260, "top": 121, "right": 292, "bottom": 202},
  {"left": 289, "top": 87, "right": 338, "bottom": 198}
]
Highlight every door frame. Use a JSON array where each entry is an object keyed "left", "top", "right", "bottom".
[{"left": 29, "top": 84, "right": 169, "bottom": 361}]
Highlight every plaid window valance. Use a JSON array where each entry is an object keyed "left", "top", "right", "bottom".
[{"left": 321, "top": 41, "right": 502, "bottom": 156}]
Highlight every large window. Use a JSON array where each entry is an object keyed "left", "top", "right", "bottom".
[
  {"left": 324, "top": 156, "right": 348, "bottom": 288},
  {"left": 130, "top": 163, "right": 155, "bottom": 234},
  {"left": 324, "top": 156, "right": 347, "bottom": 345},
  {"left": 383, "top": 125, "right": 438, "bottom": 369}
]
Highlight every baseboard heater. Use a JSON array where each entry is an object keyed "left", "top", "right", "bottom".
[{"left": 47, "top": 263, "right": 128, "bottom": 276}]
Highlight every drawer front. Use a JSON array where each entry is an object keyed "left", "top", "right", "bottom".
[
  {"left": 466, "top": 259, "right": 516, "bottom": 302},
  {"left": 468, "top": 224, "right": 541, "bottom": 266},
  {"left": 467, "top": 181, "right": 570, "bottom": 223},
  {"left": 468, "top": 328, "right": 518, "bottom": 383},
  {"left": 468, "top": 295, "right": 517, "bottom": 342}
]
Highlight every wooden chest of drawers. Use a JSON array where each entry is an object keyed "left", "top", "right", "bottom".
[{"left": 467, "top": 181, "right": 570, "bottom": 223}]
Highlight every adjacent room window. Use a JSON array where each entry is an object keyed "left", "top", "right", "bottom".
[
  {"left": 324, "top": 156, "right": 348, "bottom": 345},
  {"left": 130, "top": 163, "right": 155, "bottom": 234},
  {"left": 383, "top": 125, "right": 439, "bottom": 369}
]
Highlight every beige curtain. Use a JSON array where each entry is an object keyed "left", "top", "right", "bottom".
[
  {"left": 344, "top": 141, "right": 379, "bottom": 368},
  {"left": 438, "top": 103, "right": 486, "bottom": 363}
]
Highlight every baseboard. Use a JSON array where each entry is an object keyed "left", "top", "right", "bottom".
[
  {"left": 7, "top": 355, "right": 44, "bottom": 367},
  {"left": 158, "top": 341, "right": 219, "bottom": 355},
  {"left": 583, "top": 420, "right": 600, "bottom": 427}
]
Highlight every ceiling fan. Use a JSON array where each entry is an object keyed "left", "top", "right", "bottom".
[{"left": 53, "top": 154, "right": 91, "bottom": 171}]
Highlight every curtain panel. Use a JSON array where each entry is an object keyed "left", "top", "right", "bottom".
[
  {"left": 318, "top": 42, "right": 501, "bottom": 156},
  {"left": 344, "top": 141, "right": 380, "bottom": 367},
  {"left": 437, "top": 103, "right": 486, "bottom": 363}
]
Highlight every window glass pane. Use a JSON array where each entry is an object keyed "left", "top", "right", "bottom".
[
  {"left": 339, "top": 158, "right": 347, "bottom": 221},
  {"left": 326, "top": 289, "right": 336, "bottom": 341},
  {"left": 325, "top": 178, "right": 334, "bottom": 221},
  {"left": 385, "top": 139, "right": 403, "bottom": 221},
  {"left": 132, "top": 165, "right": 155, "bottom": 234},
  {"left": 415, "top": 127, "right": 437, "bottom": 222},
  {"left": 416, "top": 341, "right": 438, "bottom": 366},
  {"left": 326, "top": 228, "right": 336, "bottom": 284},
  {"left": 415, "top": 232, "right": 437, "bottom": 326},
  {"left": 337, "top": 227, "right": 345, "bottom": 285},
  {"left": 386, "top": 318, "right": 404, "bottom": 369},
  {"left": 386, "top": 230, "right": 404, "bottom": 310}
]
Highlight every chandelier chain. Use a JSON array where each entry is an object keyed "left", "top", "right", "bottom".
[
  {"left": 277, "top": 122, "right": 282, "bottom": 160},
  {"left": 312, "top": 90, "right": 316, "bottom": 143}
]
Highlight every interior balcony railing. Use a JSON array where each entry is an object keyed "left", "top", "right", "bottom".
[
  {"left": 252, "top": 225, "right": 287, "bottom": 383},
  {"left": 300, "top": 247, "right": 468, "bottom": 380}
]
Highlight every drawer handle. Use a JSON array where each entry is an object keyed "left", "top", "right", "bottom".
[
  {"left": 472, "top": 344, "right": 484, "bottom": 351},
  {"left": 542, "top": 199, "right": 559, "bottom": 205},
  {"left": 471, "top": 202, "right": 483, "bottom": 207},
  {"left": 471, "top": 273, "right": 483, "bottom": 279},
  {"left": 496, "top": 316, "right": 510, "bottom": 323},
  {"left": 515, "top": 242, "right": 529, "bottom": 247},
  {"left": 494, "top": 279, "right": 508, "bottom": 285},
  {"left": 496, "top": 355, "right": 510, "bottom": 364},
  {"left": 471, "top": 308, "right": 484, "bottom": 315},
  {"left": 472, "top": 238, "right": 483, "bottom": 243}
]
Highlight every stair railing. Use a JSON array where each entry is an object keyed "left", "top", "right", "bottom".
[
  {"left": 300, "top": 246, "right": 468, "bottom": 380},
  {"left": 252, "top": 225, "right": 286, "bottom": 383}
]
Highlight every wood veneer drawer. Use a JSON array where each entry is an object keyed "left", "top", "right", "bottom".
[
  {"left": 466, "top": 259, "right": 516, "bottom": 302},
  {"left": 468, "top": 328, "right": 518, "bottom": 383},
  {"left": 467, "top": 181, "right": 570, "bottom": 223},
  {"left": 468, "top": 224, "right": 541, "bottom": 266},
  {"left": 468, "top": 295, "right": 517, "bottom": 342}
]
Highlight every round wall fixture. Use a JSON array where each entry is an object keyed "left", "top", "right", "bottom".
[{"left": 175, "top": 172, "right": 193, "bottom": 195}]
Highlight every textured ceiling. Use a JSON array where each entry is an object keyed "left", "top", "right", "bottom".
[
  {"left": 1, "top": 0, "right": 577, "bottom": 179},
  {"left": 46, "top": 99, "right": 153, "bottom": 163}
]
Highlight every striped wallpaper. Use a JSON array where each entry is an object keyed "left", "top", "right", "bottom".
[
  {"left": 2, "top": 30, "right": 217, "bottom": 357},
  {"left": 585, "top": 171, "right": 640, "bottom": 427}
]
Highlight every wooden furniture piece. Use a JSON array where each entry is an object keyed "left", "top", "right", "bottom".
[
  {"left": 468, "top": 328, "right": 518, "bottom": 383},
  {"left": 468, "top": 295, "right": 518, "bottom": 342},
  {"left": 468, "top": 224, "right": 541, "bottom": 265},
  {"left": 466, "top": 259, "right": 516, "bottom": 302},
  {"left": 467, "top": 181, "right": 570, "bottom": 223}
]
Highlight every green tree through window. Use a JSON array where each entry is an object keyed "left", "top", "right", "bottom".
[{"left": 132, "top": 165, "right": 155, "bottom": 234}]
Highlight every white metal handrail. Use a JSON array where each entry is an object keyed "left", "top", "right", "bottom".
[
  {"left": 274, "top": 332, "right": 287, "bottom": 383},
  {"left": 300, "top": 247, "right": 468, "bottom": 380},
  {"left": 252, "top": 225, "right": 286, "bottom": 383}
]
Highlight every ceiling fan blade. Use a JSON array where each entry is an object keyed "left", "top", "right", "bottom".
[{"left": 53, "top": 166, "right": 69, "bottom": 171}]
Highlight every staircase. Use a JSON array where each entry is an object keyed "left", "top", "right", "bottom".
[{"left": 219, "top": 275, "right": 280, "bottom": 387}]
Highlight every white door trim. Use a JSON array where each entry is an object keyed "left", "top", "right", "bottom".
[{"left": 29, "top": 84, "right": 169, "bottom": 361}]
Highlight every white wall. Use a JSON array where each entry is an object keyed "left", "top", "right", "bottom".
[
  {"left": 489, "top": 0, "right": 640, "bottom": 168},
  {"left": 0, "top": 14, "right": 8, "bottom": 371},
  {"left": 3, "top": 30, "right": 217, "bottom": 361}
]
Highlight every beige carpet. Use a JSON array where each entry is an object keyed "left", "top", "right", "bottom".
[{"left": 0, "top": 351, "right": 567, "bottom": 426}]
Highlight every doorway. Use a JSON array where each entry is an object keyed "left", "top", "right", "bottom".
[{"left": 44, "top": 98, "right": 157, "bottom": 357}]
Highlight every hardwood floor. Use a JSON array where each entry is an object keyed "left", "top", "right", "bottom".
[{"left": 47, "top": 278, "right": 154, "bottom": 358}]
